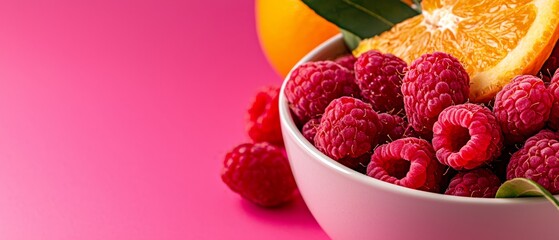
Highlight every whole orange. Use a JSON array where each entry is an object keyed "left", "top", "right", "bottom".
[{"left": 256, "top": 0, "right": 339, "bottom": 77}]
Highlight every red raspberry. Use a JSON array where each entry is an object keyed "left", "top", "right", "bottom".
[
  {"left": 493, "top": 75, "right": 553, "bottom": 144},
  {"left": 507, "top": 130, "right": 559, "bottom": 194},
  {"left": 314, "top": 97, "right": 381, "bottom": 169},
  {"left": 354, "top": 50, "right": 407, "bottom": 113},
  {"left": 285, "top": 61, "right": 355, "bottom": 122},
  {"left": 334, "top": 54, "right": 357, "bottom": 72},
  {"left": 547, "top": 69, "right": 559, "bottom": 130},
  {"left": 402, "top": 52, "right": 470, "bottom": 139},
  {"left": 540, "top": 42, "right": 559, "bottom": 78},
  {"left": 246, "top": 86, "right": 283, "bottom": 145},
  {"left": 221, "top": 142, "right": 296, "bottom": 207},
  {"left": 367, "top": 138, "right": 445, "bottom": 193},
  {"left": 301, "top": 117, "right": 321, "bottom": 145},
  {"left": 432, "top": 103, "right": 503, "bottom": 170},
  {"left": 377, "top": 113, "right": 412, "bottom": 144},
  {"left": 445, "top": 168, "right": 501, "bottom": 198}
]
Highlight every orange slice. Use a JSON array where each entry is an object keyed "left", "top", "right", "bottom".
[{"left": 354, "top": 0, "right": 559, "bottom": 102}]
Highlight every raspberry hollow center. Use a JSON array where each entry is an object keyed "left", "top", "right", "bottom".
[
  {"left": 385, "top": 159, "right": 411, "bottom": 180},
  {"left": 448, "top": 126, "right": 470, "bottom": 152}
]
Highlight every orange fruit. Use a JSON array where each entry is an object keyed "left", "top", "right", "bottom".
[
  {"left": 354, "top": 0, "right": 559, "bottom": 102},
  {"left": 256, "top": 0, "right": 339, "bottom": 77}
]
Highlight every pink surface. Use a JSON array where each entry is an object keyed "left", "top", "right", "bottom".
[{"left": 0, "top": 0, "right": 328, "bottom": 239}]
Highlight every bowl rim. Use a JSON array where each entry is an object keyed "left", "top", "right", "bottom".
[{"left": 279, "top": 33, "right": 558, "bottom": 205}]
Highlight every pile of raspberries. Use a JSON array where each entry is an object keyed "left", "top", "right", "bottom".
[
  {"left": 285, "top": 50, "right": 559, "bottom": 198},
  {"left": 221, "top": 50, "right": 559, "bottom": 208}
]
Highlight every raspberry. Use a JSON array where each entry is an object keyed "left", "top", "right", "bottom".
[
  {"left": 432, "top": 103, "right": 503, "bottom": 170},
  {"left": 246, "top": 86, "right": 283, "bottom": 145},
  {"left": 221, "top": 142, "right": 296, "bottom": 207},
  {"left": 367, "top": 138, "right": 445, "bottom": 193},
  {"left": 402, "top": 52, "right": 470, "bottom": 139},
  {"left": 445, "top": 168, "right": 501, "bottom": 198},
  {"left": 493, "top": 75, "right": 553, "bottom": 144},
  {"left": 301, "top": 117, "right": 321, "bottom": 145},
  {"left": 506, "top": 130, "right": 559, "bottom": 194},
  {"left": 285, "top": 61, "right": 355, "bottom": 122},
  {"left": 540, "top": 42, "right": 559, "bottom": 78},
  {"left": 334, "top": 54, "right": 357, "bottom": 72},
  {"left": 547, "top": 69, "right": 559, "bottom": 130},
  {"left": 377, "top": 113, "right": 408, "bottom": 144},
  {"left": 314, "top": 97, "right": 381, "bottom": 169},
  {"left": 354, "top": 50, "right": 407, "bottom": 113}
]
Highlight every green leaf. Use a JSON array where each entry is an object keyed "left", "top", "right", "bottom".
[
  {"left": 302, "top": 0, "right": 420, "bottom": 39},
  {"left": 496, "top": 178, "right": 559, "bottom": 211},
  {"left": 340, "top": 29, "right": 362, "bottom": 50}
]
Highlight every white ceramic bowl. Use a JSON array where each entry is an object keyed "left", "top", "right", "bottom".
[{"left": 279, "top": 34, "right": 559, "bottom": 240}]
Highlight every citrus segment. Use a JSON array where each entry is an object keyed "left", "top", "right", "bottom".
[{"left": 354, "top": 0, "right": 559, "bottom": 102}]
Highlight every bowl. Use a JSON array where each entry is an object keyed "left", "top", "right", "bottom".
[{"left": 279, "top": 34, "right": 559, "bottom": 240}]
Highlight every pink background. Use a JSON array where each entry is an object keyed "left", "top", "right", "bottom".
[{"left": 0, "top": 0, "right": 328, "bottom": 239}]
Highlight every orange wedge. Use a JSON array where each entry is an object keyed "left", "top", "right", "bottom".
[{"left": 354, "top": 0, "right": 559, "bottom": 102}]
